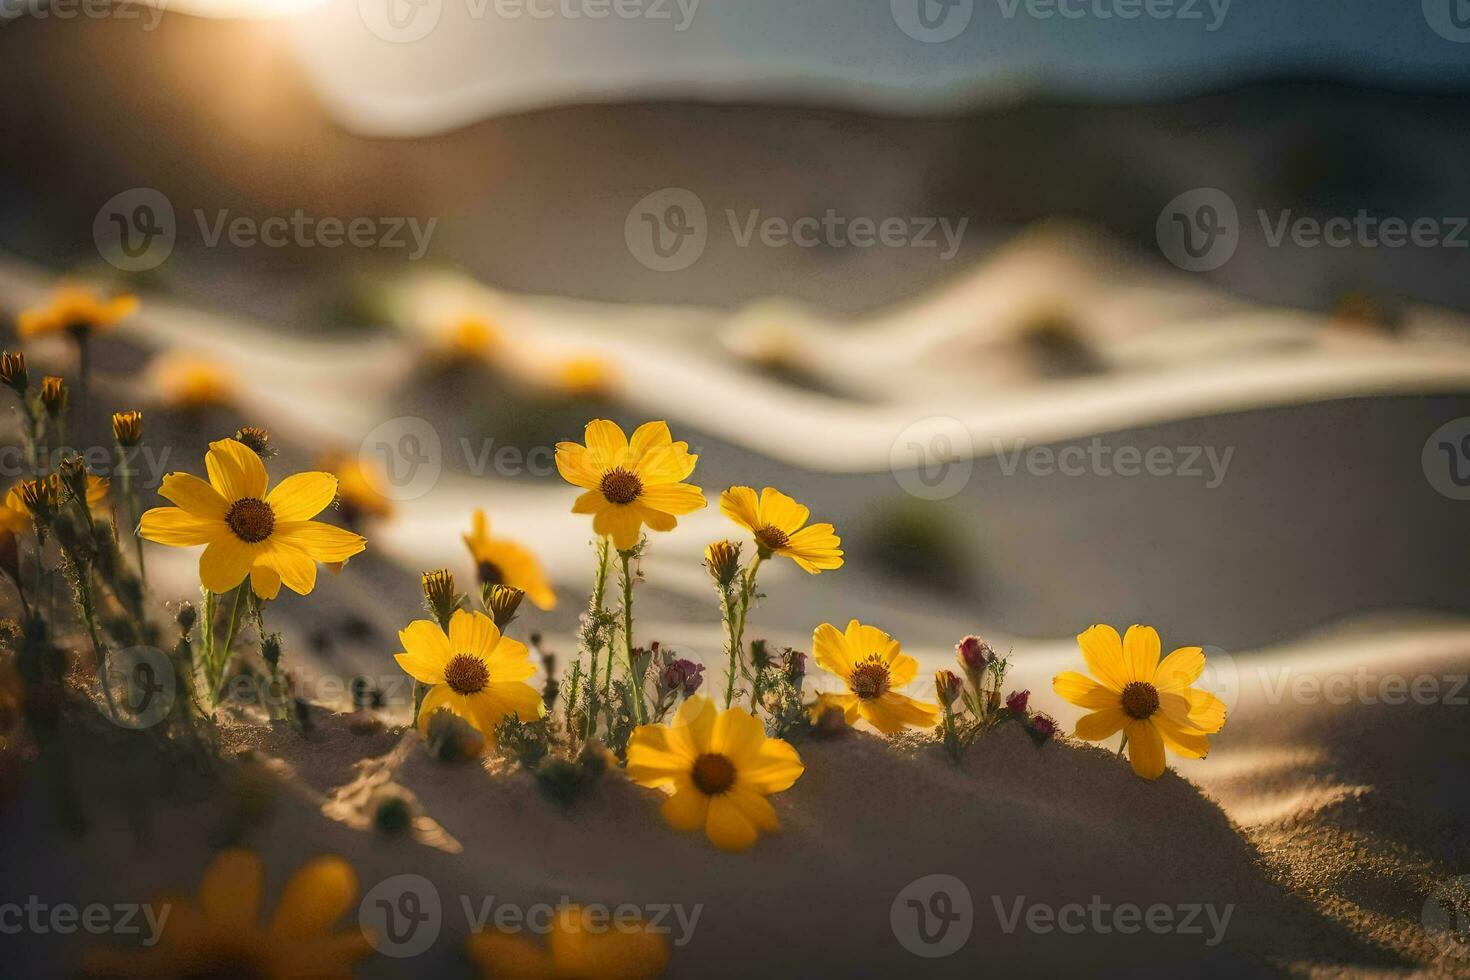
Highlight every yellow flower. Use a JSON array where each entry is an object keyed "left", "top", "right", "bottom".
[
  {"left": 467, "top": 904, "right": 669, "bottom": 980},
  {"left": 440, "top": 316, "right": 502, "bottom": 360},
  {"left": 626, "top": 695, "right": 804, "bottom": 852},
  {"left": 549, "top": 354, "right": 616, "bottom": 398},
  {"left": 1053, "top": 624, "right": 1227, "bottom": 780},
  {"left": 18, "top": 286, "right": 138, "bottom": 339},
  {"left": 0, "top": 486, "right": 31, "bottom": 534},
  {"left": 2, "top": 474, "right": 109, "bottom": 530},
  {"left": 152, "top": 353, "right": 237, "bottom": 410},
  {"left": 555, "top": 420, "right": 704, "bottom": 552},
  {"left": 138, "top": 438, "right": 366, "bottom": 600},
  {"left": 811, "top": 620, "right": 940, "bottom": 734},
  {"left": 719, "top": 486, "right": 843, "bottom": 574},
  {"left": 394, "top": 608, "right": 545, "bottom": 740},
  {"left": 462, "top": 508, "right": 556, "bottom": 610},
  {"left": 84, "top": 848, "right": 371, "bottom": 979},
  {"left": 320, "top": 451, "right": 394, "bottom": 524}
]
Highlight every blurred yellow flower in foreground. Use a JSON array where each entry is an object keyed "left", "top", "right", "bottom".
[
  {"left": 467, "top": 904, "right": 669, "bottom": 980},
  {"left": 18, "top": 286, "right": 138, "bottom": 339},
  {"left": 549, "top": 354, "right": 616, "bottom": 398},
  {"left": 719, "top": 486, "right": 843, "bottom": 574},
  {"left": 395, "top": 608, "right": 544, "bottom": 741},
  {"left": 626, "top": 695, "right": 804, "bottom": 852},
  {"left": 440, "top": 315, "right": 503, "bottom": 360},
  {"left": 153, "top": 354, "right": 237, "bottom": 410},
  {"left": 1053, "top": 624, "right": 1227, "bottom": 780},
  {"left": 84, "top": 848, "right": 371, "bottom": 979},
  {"left": 139, "top": 438, "right": 366, "bottom": 599},
  {"left": 463, "top": 508, "right": 556, "bottom": 610},
  {"left": 812, "top": 620, "right": 940, "bottom": 735},
  {"left": 555, "top": 420, "right": 704, "bottom": 552}
]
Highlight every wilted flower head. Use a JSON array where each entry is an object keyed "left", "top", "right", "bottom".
[
  {"left": 935, "top": 669, "right": 964, "bottom": 706},
  {"left": 1006, "top": 689, "right": 1030, "bottom": 714},
  {"left": 421, "top": 569, "right": 459, "bottom": 625},
  {"left": 234, "top": 426, "right": 275, "bottom": 458},
  {"left": 0, "top": 351, "right": 26, "bottom": 392},
  {"left": 111, "top": 410, "right": 143, "bottom": 447},
  {"left": 38, "top": 376, "right": 66, "bottom": 416},
  {"left": 660, "top": 658, "right": 705, "bottom": 697},
  {"left": 704, "top": 539, "right": 742, "bottom": 588},
  {"left": 956, "top": 635, "right": 993, "bottom": 672},
  {"left": 1029, "top": 713, "right": 1058, "bottom": 742}
]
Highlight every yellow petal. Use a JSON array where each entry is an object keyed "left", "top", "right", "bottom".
[
  {"left": 812, "top": 622, "right": 854, "bottom": 678},
  {"left": 261, "top": 543, "right": 317, "bottom": 596},
  {"left": 474, "top": 683, "right": 545, "bottom": 728},
  {"left": 1073, "top": 707, "right": 1128, "bottom": 741},
  {"left": 1154, "top": 646, "right": 1206, "bottom": 692},
  {"left": 726, "top": 783, "right": 780, "bottom": 833},
  {"left": 660, "top": 780, "right": 709, "bottom": 832},
  {"left": 158, "top": 472, "right": 227, "bottom": 520},
  {"left": 670, "top": 694, "right": 717, "bottom": 755},
  {"left": 1160, "top": 687, "right": 1227, "bottom": 734},
  {"left": 711, "top": 707, "right": 766, "bottom": 766},
  {"left": 467, "top": 931, "right": 556, "bottom": 979},
  {"left": 592, "top": 504, "right": 644, "bottom": 551},
  {"left": 783, "top": 524, "right": 843, "bottom": 573},
  {"left": 740, "top": 738, "right": 804, "bottom": 794},
  {"left": 198, "top": 849, "right": 262, "bottom": 930},
  {"left": 887, "top": 652, "right": 920, "bottom": 689},
  {"left": 1076, "top": 624, "right": 1128, "bottom": 692},
  {"left": 570, "top": 490, "right": 604, "bottom": 515},
  {"left": 486, "top": 636, "right": 536, "bottom": 684},
  {"left": 626, "top": 725, "right": 694, "bottom": 787},
  {"left": 139, "top": 506, "right": 219, "bottom": 547},
  {"left": 845, "top": 620, "right": 902, "bottom": 667},
  {"left": 270, "top": 856, "right": 358, "bottom": 939},
  {"left": 1052, "top": 671, "right": 1122, "bottom": 709},
  {"left": 206, "top": 438, "right": 268, "bottom": 501},
  {"left": 448, "top": 609, "right": 500, "bottom": 659},
  {"left": 757, "top": 487, "right": 809, "bottom": 534},
  {"left": 265, "top": 472, "right": 338, "bottom": 522},
  {"left": 637, "top": 483, "right": 705, "bottom": 516},
  {"left": 554, "top": 443, "right": 601, "bottom": 490},
  {"left": 272, "top": 521, "right": 366, "bottom": 563},
  {"left": 1125, "top": 719, "right": 1166, "bottom": 779},
  {"left": 1153, "top": 711, "right": 1210, "bottom": 759},
  {"left": 250, "top": 562, "right": 282, "bottom": 600},
  {"left": 705, "top": 795, "right": 759, "bottom": 851},
  {"left": 398, "top": 619, "right": 452, "bottom": 668},
  {"left": 719, "top": 486, "right": 761, "bottom": 532},
  {"left": 1122, "top": 625, "right": 1162, "bottom": 684},
  {"left": 199, "top": 536, "right": 256, "bottom": 592},
  {"left": 583, "top": 419, "right": 630, "bottom": 467},
  {"left": 628, "top": 420, "right": 673, "bottom": 455}
]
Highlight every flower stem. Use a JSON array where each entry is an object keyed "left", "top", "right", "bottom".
[
  {"left": 1117, "top": 732, "right": 1129, "bottom": 757},
  {"left": 74, "top": 332, "right": 90, "bottom": 444},
  {"left": 583, "top": 536, "right": 612, "bottom": 740},
  {"left": 116, "top": 442, "right": 147, "bottom": 590},
  {"left": 213, "top": 586, "right": 248, "bottom": 705},
  {"left": 724, "top": 553, "right": 763, "bottom": 708},
  {"left": 618, "top": 548, "right": 645, "bottom": 724}
]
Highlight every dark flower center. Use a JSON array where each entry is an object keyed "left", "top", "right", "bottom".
[
  {"left": 754, "top": 525, "right": 790, "bottom": 551},
  {"left": 225, "top": 497, "right": 275, "bottom": 543},
  {"left": 477, "top": 560, "right": 503, "bottom": 587},
  {"left": 599, "top": 467, "right": 643, "bottom": 505},
  {"left": 443, "top": 654, "right": 489, "bottom": 695},
  {"left": 691, "top": 753, "right": 736, "bottom": 795},
  {"left": 850, "top": 655, "right": 891, "bottom": 701},
  {"left": 1120, "top": 681, "right": 1160, "bottom": 720}
]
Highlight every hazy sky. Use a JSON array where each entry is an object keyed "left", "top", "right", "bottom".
[{"left": 286, "top": 0, "right": 1470, "bottom": 134}]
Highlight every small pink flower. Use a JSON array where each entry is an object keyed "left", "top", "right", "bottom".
[
  {"left": 1006, "top": 689, "right": 1030, "bottom": 714},
  {"left": 956, "top": 635, "right": 993, "bottom": 671}
]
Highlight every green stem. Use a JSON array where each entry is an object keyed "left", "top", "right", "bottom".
[
  {"left": 117, "top": 443, "right": 147, "bottom": 589},
  {"left": 1117, "top": 732, "right": 1129, "bottom": 757},
  {"left": 721, "top": 585, "right": 738, "bottom": 709},
  {"left": 618, "top": 549, "right": 645, "bottom": 724},
  {"left": 200, "top": 589, "right": 217, "bottom": 698},
  {"left": 585, "top": 536, "right": 612, "bottom": 739},
  {"left": 212, "top": 586, "right": 248, "bottom": 704},
  {"left": 725, "top": 554, "right": 763, "bottom": 708}
]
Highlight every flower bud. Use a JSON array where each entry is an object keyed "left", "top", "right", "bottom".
[
  {"left": 660, "top": 658, "right": 705, "bottom": 697},
  {"left": 57, "top": 455, "right": 90, "bottom": 505},
  {"left": 956, "top": 635, "right": 993, "bottom": 672},
  {"left": 39, "top": 376, "right": 66, "bottom": 416},
  {"left": 704, "top": 539, "right": 742, "bottom": 588},
  {"left": 1005, "top": 689, "right": 1030, "bottom": 714},
  {"left": 421, "top": 569, "right": 459, "bottom": 626},
  {"left": 0, "top": 351, "right": 27, "bottom": 392},
  {"left": 482, "top": 583, "right": 525, "bottom": 629},
  {"left": 935, "top": 669, "right": 964, "bottom": 706},
  {"left": 1029, "top": 713, "right": 1058, "bottom": 743},
  {"left": 175, "top": 601, "right": 198, "bottom": 635},
  {"left": 17, "top": 478, "right": 56, "bottom": 526},
  {"left": 112, "top": 410, "right": 143, "bottom": 447},
  {"left": 234, "top": 426, "right": 275, "bottom": 458}
]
